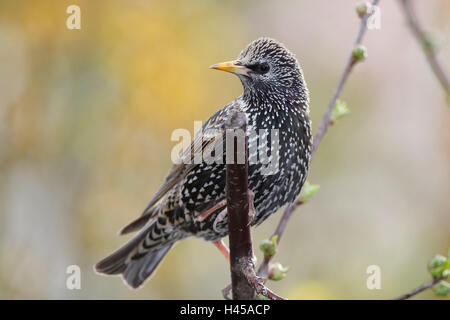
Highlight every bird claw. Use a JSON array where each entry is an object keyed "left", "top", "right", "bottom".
[
  {"left": 213, "top": 208, "right": 228, "bottom": 233},
  {"left": 196, "top": 199, "right": 227, "bottom": 223},
  {"left": 213, "top": 189, "right": 255, "bottom": 232}
]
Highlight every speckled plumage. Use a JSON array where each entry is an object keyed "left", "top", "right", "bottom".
[{"left": 95, "top": 38, "right": 312, "bottom": 288}]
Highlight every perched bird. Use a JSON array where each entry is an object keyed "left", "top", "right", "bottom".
[{"left": 95, "top": 37, "right": 312, "bottom": 288}]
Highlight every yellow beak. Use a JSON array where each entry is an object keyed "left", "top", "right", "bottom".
[{"left": 210, "top": 60, "right": 250, "bottom": 76}]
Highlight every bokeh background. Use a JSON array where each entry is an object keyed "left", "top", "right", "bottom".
[{"left": 0, "top": 0, "right": 449, "bottom": 299}]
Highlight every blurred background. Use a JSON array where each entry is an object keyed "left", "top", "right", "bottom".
[{"left": 0, "top": 0, "right": 449, "bottom": 299}]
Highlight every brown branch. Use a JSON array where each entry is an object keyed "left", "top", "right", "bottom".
[
  {"left": 258, "top": 0, "right": 380, "bottom": 279},
  {"left": 225, "top": 110, "right": 285, "bottom": 300},
  {"left": 394, "top": 277, "right": 442, "bottom": 300},
  {"left": 400, "top": 0, "right": 450, "bottom": 98},
  {"left": 225, "top": 110, "right": 256, "bottom": 300}
]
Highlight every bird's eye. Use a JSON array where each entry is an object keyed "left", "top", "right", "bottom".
[
  {"left": 249, "top": 62, "right": 270, "bottom": 75},
  {"left": 258, "top": 62, "right": 270, "bottom": 74}
]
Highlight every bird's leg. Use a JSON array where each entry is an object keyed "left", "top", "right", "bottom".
[
  {"left": 213, "top": 239, "right": 230, "bottom": 262},
  {"left": 212, "top": 189, "right": 255, "bottom": 232},
  {"left": 196, "top": 199, "right": 227, "bottom": 222},
  {"left": 209, "top": 190, "right": 255, "bottom": 264}
]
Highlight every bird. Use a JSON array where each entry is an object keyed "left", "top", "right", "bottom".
[{"left": 95, "top": 37, "right": 312, "bottom": 289}]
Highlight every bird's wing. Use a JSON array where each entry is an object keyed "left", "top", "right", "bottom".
[{"left": 119, "top": 101, "right": 242, "bottom": 235}]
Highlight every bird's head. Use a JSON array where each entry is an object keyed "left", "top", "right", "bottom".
[{"left": 210, "top": 37, "right": 307, "bottom": 99}]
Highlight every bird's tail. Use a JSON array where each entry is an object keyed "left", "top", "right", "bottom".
[{"left": 94, "top": 220, "right": 174, "bottom": 288}]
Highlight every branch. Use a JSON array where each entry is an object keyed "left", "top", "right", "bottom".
[
  {"left": 258, "top": 0, "right": 380, "bottom": 278},
  {"left": 225, "top": 110, "right": 256, "bottom": 300},
  {"left": 257, "top": 199, "right": 301, "bottom": 278},
  {"left": 224, "top": 110, "right": 286, "bottom": 300},
  {"left": 313, "top": 0, "right": 379, "bottom": 155},
  {"left": 399, "top": 0, "right": 450, "bottom": 99},
  {"left": 241, "top": 258, "right": 286, "bottom": 300},
  {"left": 394, "top": 277, "right": 442, "bottom": 300},
  {"left": 394, "top": 254, "right": 450, "bottom": 299}
]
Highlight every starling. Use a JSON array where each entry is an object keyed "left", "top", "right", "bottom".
[{"left": 95, "top": 37, "right": 312, "bottom": 288}]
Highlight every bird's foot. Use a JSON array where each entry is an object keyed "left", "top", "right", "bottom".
[
  {"left": 196, "top": 199, "right": 227, "bottom": 222},
  {"left": 212, "top": 189, "right": 255, "bottom": 232},
  {"left": 213, "top": 207, "right": 228, "bottom": 233}
]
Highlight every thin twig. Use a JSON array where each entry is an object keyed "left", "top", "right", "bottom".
[
  {"left": 400, "top": 0, "right": 450, "bottom": 98},
  {"left": 258, "top": 0, "right": 381, "bottom": 277},
  {"left": 313, "top": 0, "right": 380, "bottom": 155},
  {"left": 241, "top": 257, "right": 286, "bottom": 300},
  {"left": 222, "top": 283, "right": 232, "bottom": 300},
  {"left": 394, "top": 277, "right": 442, "bottom": 300},
  {"left": 257, "top": 199, "right": 302, "bottom": 278}
]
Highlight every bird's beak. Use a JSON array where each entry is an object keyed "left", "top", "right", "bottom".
[{"left": 210, "top": 60, "right": 250, "bottom": 76}]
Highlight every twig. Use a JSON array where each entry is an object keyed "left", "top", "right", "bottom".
[
  {"left": 394, "top": 277, "right": 442, "bottom": 300},
  {"left": 313, "top": 0, "right": 380, "bottom": 155},
  {"left": 258, "top": 0, "right": 381, "bottom": 277},
  {"left": 399, "top": 0, "right": 450, "bottom": 98},
  {"left": 223, "top": 257, "right": 287, "bottom": 300},
  {"left": 222, "top": 283, "right": 232, "bottom": 300},
  {"left": 257, "top": 199, "right": 302, "bottom": 278},
  {"left": 241, "top": 257, "right": 286, "bottom": 300}
]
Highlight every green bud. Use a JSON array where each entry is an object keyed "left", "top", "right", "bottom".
[
  {"left": 331, "top": 99, "right": 350, "bottom": 123},
  {"left": 269, "top": 262, "right": 290, "bottom": 281},
  {"left": 423, "top": 31, "right": 445, "bottom": 53},
  {"left": 260, "top": 235, "right": 278, "bottom": 259},
  {"left": 352, "top": 45, "right": 368, "bottom": 63},
  {"left": 434, "top": 280, "right": 450, "bottom": 297},
  {"left": 257, "top": 294, "right": 270, "bottom": 300},
  {"left": 429, "top": 254, "right": 447, "bottom": 269},
  {"left": 356, "top": 2, "right": 370, "bottom": 18},
  {"left": 299, "top": 181, "right": 320, "bottom": 204},
  {"left": 428, "top": 254, "right": 449, "bottom": 278}
]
